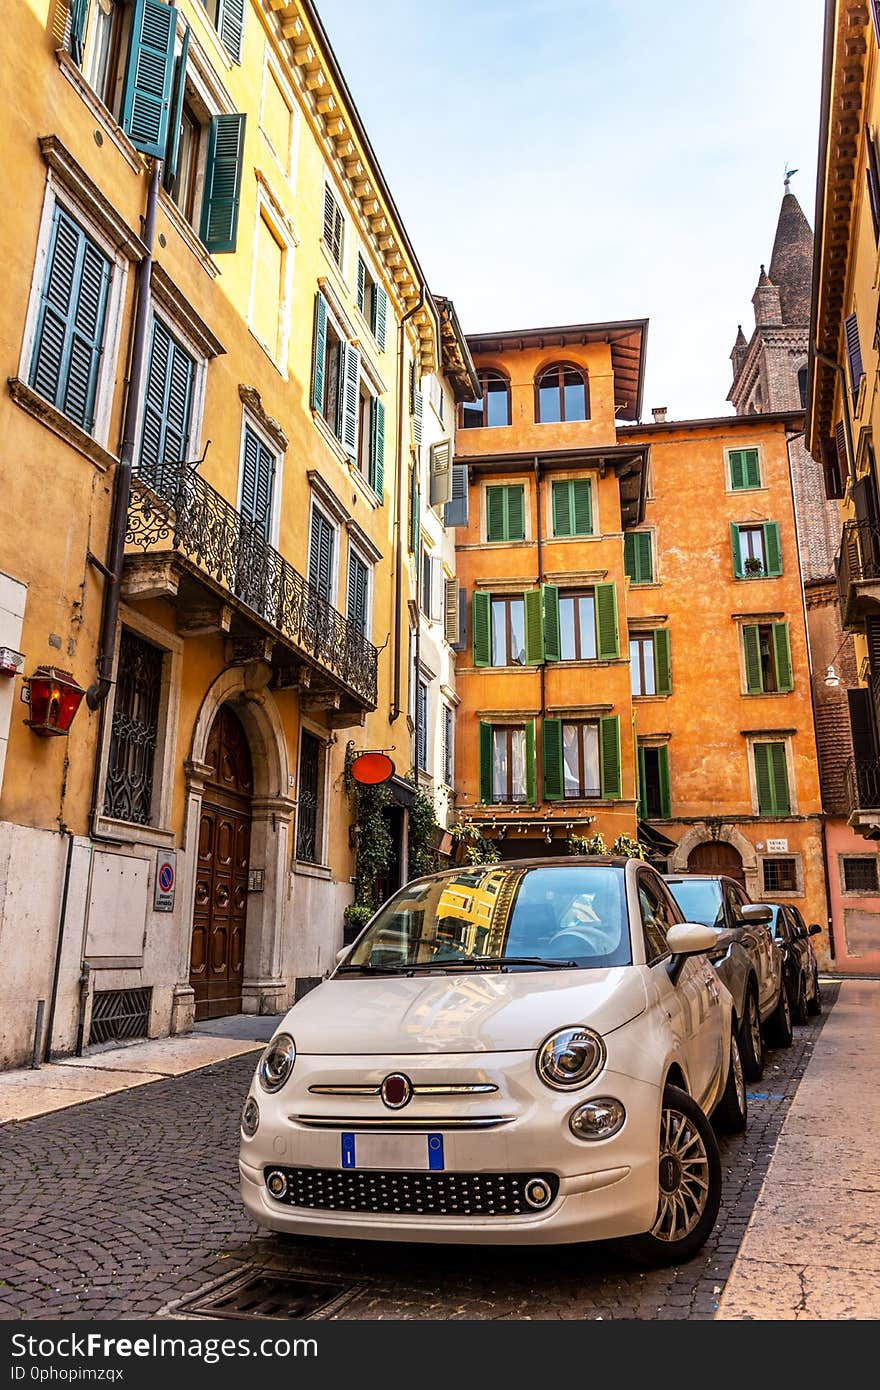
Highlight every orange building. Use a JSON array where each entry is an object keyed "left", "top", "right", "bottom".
[{"left": 452, "top": 323, "right": 828, "bottom": 941}]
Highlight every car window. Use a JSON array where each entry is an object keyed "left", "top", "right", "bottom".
[
  {"left": 725, "top": 885, "right": 746, "bottom": 926},
  {"left": 665, "top": 878, "right": 723, "bottom": 927},
  {"left": 638, "top": 876, "right": 674, "bottom": 963}
]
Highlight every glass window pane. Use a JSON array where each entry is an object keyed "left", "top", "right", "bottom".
[
  {"left": 563, "top": 376, "right": 586, "bottom": 421},
  {"left": 485, "top": 378, "right": 509, "bottom": 427},
  {"left": 491, "top": 599, "right": 508, "bottom": 666},
  {"left": 492, "top": 728, "right": 507, "bottom": 802},
  {"left": 642, "top": 638, "right": 655, "bottom": 694},
  {"left": 579, "top": 594, "right": 597, "bottom": 660},
  {"left": 510, "top": 728, "right": 526, "bottom": 801},
  {"left": 559, "top": 596, "right": 576, "bottom": 660},
  {"left": 538, "top": 380, "right": 560, "bottom": 423},
  {"left": 630, "top": 638, "right": 641, "bottom": 695},
  {"left": 509, "top": 599, "right": 526, "bottom": 665},
  {"left": 461, "top": 397, "right": 483, "bottom": 429},
  {"left": 562, "top": 723, "right": 580, "bottom": 794},
  {"left": 583, "top": 724, "right": 600, "bottom": 793}
]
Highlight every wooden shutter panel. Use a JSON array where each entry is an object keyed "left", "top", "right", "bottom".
[
  {"left": 139, "top": 319, "right": 193, "bottom": 490},
  {"left": 200, "top": 112, "right": 246, "bottom": 253},
  {"left": 472, "top": 591, "right": 490, "bottom": 667},
  {"left": 744, "top": 449, "right": 761, "bottom": 487},
  {"left": 347, "top": 551, "right": 367, "bottom": 632},
  {"left": 552, "top": 480, "right": 573, "bottom": 537},
  {"left": 356, "top": 254, "right": 366, "bottom": 314},
  {"left": 634, "top": 532, "right": 653, "bottom": 582},
  {"left": 845, "top": 312, "right": 864, "bottom": 399},
  {"left": 657, "top": 745, "right": 671, "bottom": 819},
  {"left": 730, "top": 523, "right": 744, "bottom": 578},
  {"left": 409, "top": 461, "right": 419, "bottom": 553},
  {"left": 309, "top": 511, "right": 333, "bottom": 600},
  {"left": 653, "top": 628, "right": 671, "bottom": 695},
  {"left": 763, "top": 521, "right": 782, "bottom": 576},
  {"left": 342, "top": 343, "right": 360, "bottom": 458},
  {"left": 120, "top": 0, "right": 177, "bottom": 158},
  {"left": 239, "top": 426, "right": 260, "bottom": 527},
  {"left": 368, "top": 396, "right": 385, "bottom": 497},
  {"left": 444, "top": 463, "right": 468, "bottom": 528},
  {"left": 637, "top": 746, "right": 647, "bottom": 819},
  {"left": 543, "top": 584, "right": 560, "bottom": 662},
  {"left": 240, "top": 428, "right": 274, "bottom": 539},
  {"left": 595, "top": 582, "right": 619, "bottom": 660},
  {"left": 770, "top": 742, "right": 790, "bottom": 815},
  {"left": 162, "top": 25, "right": 190, "bottom": 191},
  {"left": 506, "top": 485, "right": 525, "bottom": 541},
  {"left": 542, "top": 719, "right": 564, "bottom": 801},
  {"left": 524, "top": 590, "right": 544, "bottom": 665},
  {"left": 743, "top": 624, "right": 763, "bottom": 694},
  {"left": 754, "top": 743, "right": 773, "bottom": 814},
  {"left": 450, "top": 587, "right": 468, "bottom": 653},
  {"left": 624, "top": 531, "right": 636, "bottom": 580},
  {"left": 374, "top": 285, "right": 387, "bottom": 351},
  {"left": 773, "top": 622, "right": 793, "bottom": 692},
  {"left": 486, "top": 486, "right": 506, "bottom": 542},
  {"left": 444, "top": 577, "right": 460, "bottom": 644},
  {"left": 218, "top": 0, "right": 245, "bottom": 62},
  {"left": 311, "top": 293, "right": 327, "bottom": 413},
  {"left": 599, "top": 715, "right": 622, "bottom": 800},
  {"left": 69, "top": 0, "right": 89, "bottom": 65},
  {"left": 410, "top": 364, "right": 423, "bottom": 443},
  {"left": 479, "top": 722, "right": 493, "bottom": 802},
  {"left": 572, "top": 479, "right": 592, "bottom": 535},
  {"left": 729, "top": 449, "right": 746, "bottom": 490},
  {"left": 429, "top": 440, "right": 453, "bottom": 506},
  {"left": 525, "top": 720, "right": 537, "bottom": 805}
]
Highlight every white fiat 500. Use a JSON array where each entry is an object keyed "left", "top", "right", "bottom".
[{"left": 239, "top": 858, "right": 745, "bottom": 1265}]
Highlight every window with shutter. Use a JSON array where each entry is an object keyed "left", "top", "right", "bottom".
[
  {"left": 120, "top": 0, "right": 177, "bottom": 158},
  {"left": 763, "top": 522, "right": 782, "bottom": 576},
  {"left": 542, "top": 718, "right": 564, "bottom": 801},
  {"left": 629, "top": 633, "right": 656, "bottom": 696},
  {"left": 409, "top": 461, "right": 420, "bottom": 553},
  {"left": 638, "top": 745, "right": 671, "bottom": 819},
  {"left": 742, "top": 622, "right": 792, "bottom": 694},
  {"left": 868, "top": 126, "right": 880, "bottom": 245},
  {"left": 442, "top": 704, "right": 454, "bottom": 787},
  {"left": 322, "top": 185, "right": 344, "bottom": 266},
  {"left": 595, "top": 583, "right": 619, "bottom": 659},
  {"left": 308, "top": 507, "right": 335, "bottom": 602},
  {"left": 239, "top": 425, "right": 276, "bottom": 543},
  {"left": 202, "top": 0, "right": 245, "bottom": 63},
  {"left": 728, "top": 447, "right": 761, "bottom": 490},
  {"left": 543, "top": 585, "right": 561, "bottom": 662},
  {"left": 753, "top": 741, "right": 791, "bottom": 816},
  {"left": 200, "top": 112, "right": 246, "bottom": 254},
  {"left": 138, "top": 318, "right": 194, "bottom": 494},
  {"left": 485, "top": 485, "right": 525, "bottom": 542},
  {"left": 368, "top": 396, "right": 385, "bottom": 497},
  {"left": 443, "top": 577, "right": 460, "bottom": 645},
  {"left": 29, "top": 205, "right": 111, "bottom": 434},
  {"left": 845, "top": 312, "right": 864, "bottom": 401},
  {"left": 551, "top": 478, "right": 593, "bottom": 537},
  {"left": 69, "top": 0, "right": 89, "bottom": 66},
  {"left": 444, "top": 463, "right": 469, "bottom": 528},
  {"left": 599, "top": 716, "right": 622, "bottom": 800},
  {"left": 429, "top": 440, "right": 453, "bottom": 507},
  {"left": 654, "top": 628, "right": 672, "bottom": 696},
  {"left": 416, "top": 681, "right": 429, "bottom": 772},
  {"left": 523, "top": 590, "right": 544, "bottom": 665},
  {"left": 341, "top": 342, "right": 360, "bottom": 459},
  {"left": 163, "top": 26, "right": 190, "bottom": 194},
  {"left": 624, "top": 531, "right": 654, "bottom": 584},
  {"left": 472, "top": 591, "right": 490, "bottom": 666},
  {"left": 489, "top": 595, "right": 526, "bottom": 666},
  {"left": 478, "top": 722, "right": 493, "bottom": 802},
  {"left": 347, "top": 549, "right": 369, "bottom": 635}
]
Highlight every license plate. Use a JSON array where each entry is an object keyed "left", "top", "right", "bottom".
[{"left": 341, "top": 1132, "right": 444, "bottom": 1172}]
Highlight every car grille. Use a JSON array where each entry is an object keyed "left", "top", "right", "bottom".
[{"left": 265, "top": 1167, "right": 559, "bottom": 1217}]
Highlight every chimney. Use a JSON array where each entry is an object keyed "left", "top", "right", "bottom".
[{"left": 652, "top": 406, "right": 668, "bottom": 423}]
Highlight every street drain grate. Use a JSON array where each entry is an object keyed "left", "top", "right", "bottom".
[{"left": 175, "top": 1269, "right": 365, "bottom": 1320}]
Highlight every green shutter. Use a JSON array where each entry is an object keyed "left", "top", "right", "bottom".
[
  {"left": 770, "top": 742, "right": 791, "bottom": 814},
  {"left": 374, "top": 285, "right": 387, "bottom": 351},
  {"left": 543, "top": 584, "right": 560, "bottom": 662},
  {"left": 745, "top": 449, "right": 761, "bottom": 487},
  {"left": 754, "top": 742, "right": 773, "bottom": 814},
  {"left": 552, "top": 479, "right": 592, "bottom": 536},
  {"left": 624, "top": 531, "right": 653, "bottom": 583},
  {"left": 599, "top": 715, "right": 622, "bottom": 800},
  {"left": 624, "top": 531, "right": 636, "bottom": 580},
  {"left": 653, "top": 628, "right": 671, "bottom": 695},
  {"left": 341, "top": 343, "right": 360, "bottom": 459},
  {"left": 311, "top": 293, "right": 327, "bottom": 413},
  {"left": 479, "top": 723, "right": 493, "bottom": 803},
  {"left": 729, "top": 449, "right": 746, "bottom": 490},
  {"left": 200, "top": 112, "right": 246, "bottom": 253},
  {"left": 572, "top": 479, "right": 593, "bottom": 535},
  {"left": 657, "top": 744, "right": 671, "bottom": 819},
  {"left": 524, "top": 590, "right": 544, "bottom": 665},
  {"left": 730, "top": 447, "right": 761, "bottom": 489},
  {"left": 773, "top": 622, "right": 793, "bottom": 692},
  {"left": 486, "top": 486, "right": 506, "bottom": 542},
  {"left": 730, "top": 523, "right": 744, "bottom": 578},
  {"left": 506, "top": 484, "right": 525, "bottom": 540},
  {"left": 743, "top": 624, "right": 763, "bottom": 694},
  {"left": 542, "top": 719, "right": 564, "bottom": 801},
  {"left": 552, "top": 480, "right": 573, "bottom": 537},
  {"left": 356, "top": 254, "right": 366, "bottom": 314},
  {"left": 472, "top": 591, "right": 490, "bottom": 667},
  {"left": 162, "top": 25, "right": 190, "bottom": 192},
  {"left": 409, "top": 461, "right": 420, "bottom": 553},
  {"left": 120, "top": 0, "right": 177, "bottom": 158},
  {"left": 525, "top": 720, "right": 537, "bottom": 805},
  {"left": 218, "top": 0, "right": 245, "bottom": 62},
  {"left": 754, "top": 741, "right": 790, "bottom": 815},
  {"left": 637, "top": 746, "right": 647, "bottom": 819},
  {"left": 763, "top": 522, "right": 782, "bottom": 576},
  {"left": 595, "top": 582, "right": 619, "bottom": 660},
  {"left": 369, "top": 397, "right": 385, "bottom": 497},
  {"left": 69, "top": 0, "right": 89, "bottom": 65}
]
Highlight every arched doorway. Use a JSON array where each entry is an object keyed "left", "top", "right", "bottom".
[
  {"left": 687, "top": 840, "right": 745, "bottom": 885},
  {"left": 189, "top": 705, "right": 254, "bottom": 1020}
]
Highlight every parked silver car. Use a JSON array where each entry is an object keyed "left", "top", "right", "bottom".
[{"left": 664, "top": 874, "right": 789, "bottom": 1080}]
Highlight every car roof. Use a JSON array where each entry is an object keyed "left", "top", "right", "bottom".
[
  {"left": 664, "top": 874, "right": 741, "bottom": 888},
  {"left": 414, "top": 856, "right": 643, "bottom": 884}
]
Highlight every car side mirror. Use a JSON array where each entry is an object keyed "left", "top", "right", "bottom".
[
  {"left": 808, "top": 924, "right": 822, "bottom": 937},
  {"left": 741, "top": 904, "right": 773, "bottom": 924},
  {"left": 335, "top": 946, "right": 349, "bottom": 964},
  {"left": 667, "top": 922, "right": 718, "bottom": 956}
]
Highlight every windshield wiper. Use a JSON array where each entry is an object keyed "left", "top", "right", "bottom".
[{"left": 384, "top": 954, "right": 578, "bottom": 973}]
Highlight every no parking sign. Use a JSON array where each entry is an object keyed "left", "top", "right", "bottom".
[{"left": 154, "top": 851, "right": 177, "bottom": 912}]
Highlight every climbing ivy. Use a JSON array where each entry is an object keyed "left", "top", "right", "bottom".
[{"left": 408, "top": 789, "right": 440, "bottom": 879}]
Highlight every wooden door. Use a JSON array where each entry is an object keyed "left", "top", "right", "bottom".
[
  {"left": 190, "top": 706, "right": 254, "bottom": 1020},
  {"left": 687, "top": 840, "right": 745, "bottom": 886}
]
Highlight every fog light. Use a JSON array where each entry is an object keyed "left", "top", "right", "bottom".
[
  {"left": 569, "top": 1097, "right": 626, "bottom": 1141},
  {"left": 266, "top": 1169, "right": 288, "bottom": 1199},
  {"left": 523, "top": 1178, "right": 553, "bottom": 1210},
  {"left": 241, "top": 1096, "right": 260, "bottom": 1137}
]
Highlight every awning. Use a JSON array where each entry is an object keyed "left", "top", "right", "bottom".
[
  {"left": 638, "top": 821, "right": 678, "bottom": 854},
  {"left": 387, "top": 775, "right": 416, "bottom": 808}
]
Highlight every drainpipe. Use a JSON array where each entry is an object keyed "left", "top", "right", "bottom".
[
  {"left": 812, "top": 346, "right": 856, "bottom": 486},
  {"left": 390, "top": 287, "right": 427, "bottom": 722},
  {"left": 86, "top": 159, "right": 161, "bottom": 710}
]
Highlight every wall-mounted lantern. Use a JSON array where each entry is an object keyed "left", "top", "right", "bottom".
[{"left": 23, "top": 666, "right": 86, "bottom": 737}]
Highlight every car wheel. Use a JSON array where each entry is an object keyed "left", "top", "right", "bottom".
[
  {"left": 791, "top": 972, "right": 809, "bottom": 1026},
  {"left": 807, "top": 967, "right": 822, "bottom": 1016},
  {"left": 625, "top": 1086, "right": 722, "bottom": 1266},
  {"left": 712, "top": 1031, "right": 748, "bottom": 1133},
  {"left": 765, "top": 978, "right": 793, "bottom": 1049},
  {"left": 738, "top": 985, "right": 764, "bottom": 1080}
]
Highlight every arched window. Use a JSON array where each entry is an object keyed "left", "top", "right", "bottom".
[
  {"left": 536, "top": 363, "right": 589, "bottom": 423},
  {"left": 797, "top": 365, "right": 808, "bottom": 409},
  {"left": 461, "top": 370, "right": 510, "bottom": 429}
]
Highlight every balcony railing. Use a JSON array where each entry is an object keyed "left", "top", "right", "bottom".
[
  {"left": 126, "top": 462, "right": 378, "bottom": 709},
  {"left": 838, "top": 519, "right": 880, "bottom": 627},
  {"left": 845, "top": 757, "right": 880, "bottom": 815}
]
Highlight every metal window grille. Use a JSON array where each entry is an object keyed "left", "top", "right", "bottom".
[
  {"left": 103, "top": 629, "right": 163, "bottom": 824},
  {"left": 762, "top": 857, "right": 797, "bottom": 893},
  {"left": 842, "top": 856, "right": 879, "bottom": 893},
  {"left": 295, "top": 732, "right": 322, "bottom": 863},
  {"left": 89, "top": 987, "right": 152, "bottom": 1045}
]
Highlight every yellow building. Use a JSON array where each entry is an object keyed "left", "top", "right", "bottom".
[
  {"left": 807, "top": 0, "right": 880, "bottom": 973},
  {"left": 0, "top": 0, "right": 449, "bottom": 1065}
]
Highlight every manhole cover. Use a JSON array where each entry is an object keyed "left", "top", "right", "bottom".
[{"left": 175, "top": 1269, "right": 364, "bottom": 1320}]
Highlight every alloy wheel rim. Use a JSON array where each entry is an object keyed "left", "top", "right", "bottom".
[
  {"left": 749, "top": 995, "right": 761, "bottom": 1059},
  {"left": 732, "top": 1036, "right": 746, "bottom": 1112},
  {"left": 651, "top": 1106, "right": 711, "bottom": 1243}
]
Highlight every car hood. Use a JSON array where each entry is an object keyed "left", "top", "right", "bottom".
[{"left": 283, "top": 968, "right": 647, "bottom": 1055}]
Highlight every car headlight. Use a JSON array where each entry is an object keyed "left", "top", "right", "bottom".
[
  {"left": 569, "top": 1098, "right": 626, "bottom": 1141},
  {"left": 537, "top": 1026, "right": 605, "bottom": 1090},
  {"left": 258, "top": 1033, "right": 296, "bottom": 1093}
]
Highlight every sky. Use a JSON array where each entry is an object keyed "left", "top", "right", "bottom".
[{"left": 314, "top": 0, "right": 824, "bottom": 421}]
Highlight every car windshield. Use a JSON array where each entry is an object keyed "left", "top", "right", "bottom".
[
  {"left": 666, "top": 879, "right": 724, "bottom": 928},
  {"left": 342, "top": 865, "right": 633, "bottom": 972}
]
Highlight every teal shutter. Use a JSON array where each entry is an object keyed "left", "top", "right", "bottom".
[
  {"left": 472, "top": 591, "right": 490, "bottom": 667},
  {"left": 29, "top": 206, "right": 110, "bottom": 434},
  {"left": 200, "top": 113, "right": 246, "bottom": 253},
  {"left": 240, "top": 426, "right": 275, "bottom": 540},
  {"left": 763, "top": 522, "right": 782, "bottom": 576},
  {"left": 342, "top": 343, "right": 360, "bottom": 458},
  {"left": 770, "top": 742, "right": 791, "bottom": 814},
  {"left": 356, "top": 255, "right": 366, "bottom": 315},
  {"left": 311, "top": 293, "right": 327, "bottom": 413},
  {"left": 543, "top": 584, "right": 560, "bottom": 662},
  {"left": 542, "top": 719, "right": 564, "bottom": 801},
  {"left": 729, "top": 448, "right": 760, "bottom": 489},
  {"left": 69, "top": 0, "right": 89, "bottom": 65},
  {"left": 506, "top": 484, "right": 525, "bottom": 541},
  {"left": 730, "top": 523, "right": 744, "bottom": 578},
  {"left": 347, "top": 550, "right": 368, "bottom": 633},
  {"left": 479, "top": 723, "right": 493, "bottom": 802},
  {"left": 525, "top": 721, "right": 537, "bottom": 805},
  {"left": 599, "top": 715, "right": 622, "bottom": 800},
  {"left": 120, "top": 0, "right": 177, "bottom": 158},
  {"left": 657, "top": 745, "right": 671, "bottom": 819},
  {"left": 524, "top": 590, "right": 544, "bottom": 665},
  {"left": 411, "top": 363, "right": 423, "bottom": 443},
  {"left": 369, "top": 397, "right": 385, "bottom": 497},
  {"left": 743, "top": 624, "right": 763, "bottom": 694},
  {"left": 139, "top": 318, "right": 194, "bottom": 493},
  {"left": 729, "top": 449, "right": 746, "bottom": 490},
  {"left": 595, "top": 582, "right": 619, "bottom": 660},
  {"left": 308, "top": 509, "right": 334, "bottom": 600},
  {"left": 374, "top": 285, "right": 387, "bottom": 351},
  {"left": 444, "top": 463, "right": 468, "bottom": 528},
  {"left": 653, "top": 628, "right": 671, "bottom": 695},
  {"left": 773, "top": 622, "right": 793, "bottom": 692},
  {"left": 163, "top": 26, "right": 190, "bottom": 192},
  {"left": 486, "top": 486, "right": 506, "bottom": 541},
  {"left": 552, "top": 480, "right": 573, "bottom": 537},
  {"left": 409, "top": 461, "right": 420, "bottom": 553},
  {"left": 218, "top": 0, "right": 245, "bottom": 63}
]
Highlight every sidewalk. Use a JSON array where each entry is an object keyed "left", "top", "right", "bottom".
[
  {"left": 718, "top": 977, "right": 880, "bottom": 1320},
  {"left": 0, "top": 1014, "right": 280, "bottom": 1124}
]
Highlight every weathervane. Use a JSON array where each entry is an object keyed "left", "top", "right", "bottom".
[{"left": 784, "top": 162, "right": 799, "bottom": 193}]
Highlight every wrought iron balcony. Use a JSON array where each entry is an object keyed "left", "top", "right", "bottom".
[
  {"left": 845, "top": 756, "right": 880, "bottom": 839},
  {"left": 125, "top": 462, "right": 378, "bottom": 710},
  {"left": 837, "top": 519, "right": 880, "bottom": 629}
]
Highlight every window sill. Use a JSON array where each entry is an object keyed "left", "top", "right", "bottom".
[
  {"left": 158, "top": 192, "right": 220, "bottom": 280},
  {"left": 92, "top": 816, "right": 176, "bottom": 849},
  {"left": 727, "top": 486, "right": 768, "bottom": 496},
  {"left": 735, "top": 574, "right": 781, "bottom": 582},
  {"left": 758, "top": 890, "right": 801, "bottom": 900},
  {"left": 294, "top": 860, "right": 332, "bottom": 880},
  {"left": 7, "top": 379, "right": 115, "bottom": 473},
  {"left": 320, "top": 239, "right": 350, "bottom": 298},
  {"left": 54, "top": 50, "right": 142, "bottom": 174},
  {"left": 633, "top": 693, "right": 671, "bottom": 702},
  {"left": 549, "top": 532, "right": 598, "bottom": 542},
  {"left": 743, "top": 690, "right": 794, "bottom": 698},
  {"left": 627, "top": 580, "right": 660, "bottom": 589},
  {"left": 348, "top": 463, "right": 382, "bottom": 510},
  {"left": 484, "top": 664, "right": 541, "bottom": 673}
]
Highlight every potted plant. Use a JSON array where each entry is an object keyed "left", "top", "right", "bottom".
[{"left": 744, "top": 556, "right": 764, "bottom": 576}]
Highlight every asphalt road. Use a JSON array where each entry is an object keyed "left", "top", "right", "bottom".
[{"left": 0, "top": 986, "right": 836, "bottom": 1322}]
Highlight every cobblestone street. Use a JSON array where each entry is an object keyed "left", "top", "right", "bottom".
[{"left": 0, "top": 988, "right": 836, "bottom": 1322}]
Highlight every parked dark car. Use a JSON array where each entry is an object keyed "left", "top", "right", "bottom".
[
  {"left": 765, "top": 903, "right": 822, "bottom": 1024},
  {"left": 664, "top": 874, "right": 789, "bottom": 1081}
]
